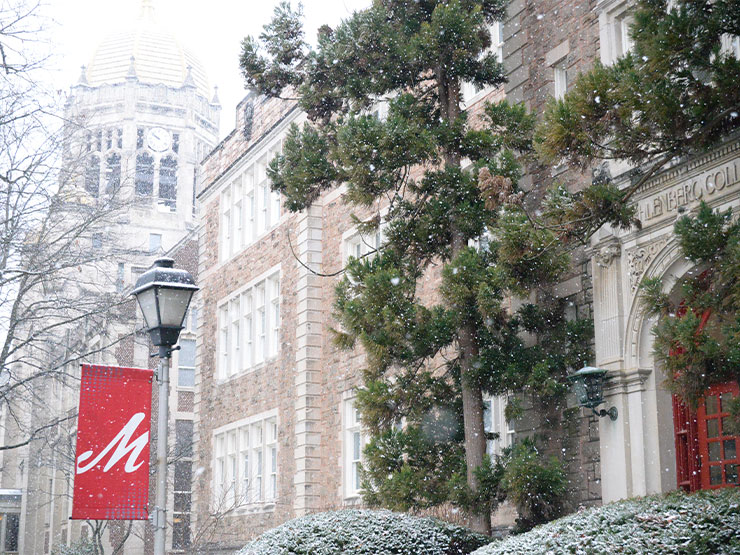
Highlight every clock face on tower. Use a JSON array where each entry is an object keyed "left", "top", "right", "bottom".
[{"left": 146, "top": 127, "right": 171, "bottom": 153}]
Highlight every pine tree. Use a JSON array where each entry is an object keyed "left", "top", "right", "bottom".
[
  {"left": 241, "top": 1, "right": 590, "bottom": 532},
  {"left": 537, "top": 0, "right": 740, "bottom": 241},
  {"left": 641, "top": 202, "right": 740, "bottom": 430}
]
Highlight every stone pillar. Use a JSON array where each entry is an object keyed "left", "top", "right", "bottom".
[{"left": 293, "top": 204, "right": 324, "bottom": 515}]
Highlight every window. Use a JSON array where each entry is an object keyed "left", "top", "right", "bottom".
[
  {"left": 173, "top": 421, "right": 194, "bottom": 548},
  {"left": 267, "top": 421, "right": 278, "bottom": 500},
  {"left": 483, "top": 395, "right": 514, "bottom": 457},
  {"left": 135, "top": 152, "right": 154, "bottom": 196},
  {"left": 117, "top": 262, "right": 125, "bottom": 292},
  {"left": 92, "top": 232, "right": 103, "bottom": 250},
  {"left": 159, "top": 155, "right": 178, "bottom": 209},
  {"left": 221, "top": 187, "right": 232, "bottom": 260},
  {"left": 269, "top": 276, "right": 280, "bottom": 357},
  {"left": 219, "top": 144, "right": 283, "bottom": 262},
  {"left": 344, "top": 398, "right": 366, "bottom": 498},
  {"left": 173, "top": 133, "right": 180, "bottom": 153},
  {"left": 697, "top": 383, "right": 739, "bottom": 489},
  {"left": 553, "top": 66, "right": 568, "bottom": 100},
  {"left": 721, "top": 34, "right": 740, "bottom": 58},
  {"left": 461, "top": 21, "right": 503, "bottom": 105},
  {"left": 218, "top": 269, "right": 281, "bottom": 379},
  {"left": 213, "top": 411, "right": 278, "bottom": 509},
  {"left": 85, "top": 154, "right": 100, "bottom": 197},
  {"left": 598, "top": 0, "right": 635, "bottom": 65},
  {"left": 149, "top": 233, "right": 162, "bottom": 253},
  {"left": 219, "top": 305, "right": 230, "bottom": 376},
  {"left": 255, "top": 283, "right": 266, "bottom": 365},
  {"left": 2, "top": 513, "right": 19, "bottom": 552},
  {"left": 105, "top": 152, "right": 121, "bottom": 193},
  {"left": 344, "top": 227, "right": 383, "bottom": 265},
  {"left": 214, "top": 435, "right": 226, "bottom": 501},
  {"left": 178, "top": 338, "right": 196, "bottom": 387},
  {"left": 136, "top": 127, "right": 144, "bottom": 149},
  {"left": 175, "top": 420, "right": 194, "bottom": 459}
]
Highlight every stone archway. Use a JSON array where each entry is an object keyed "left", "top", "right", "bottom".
[{"left": 598, "top": 238, "right": 694, "bottom": 502}]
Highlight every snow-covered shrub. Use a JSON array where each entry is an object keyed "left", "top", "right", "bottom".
[
  {"left": 236, "top": 509, "right": 492, "bottom": 555},
  {"left": 473, "top": 489, "right": 740, "bottom": 554}
]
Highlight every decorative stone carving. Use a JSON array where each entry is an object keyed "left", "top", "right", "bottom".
[
  {"left": 626, "top": 237, "right": 669, "bottom": 292},
  {"left": 594, "top": 242, "right": 621, "bottom": 268}
]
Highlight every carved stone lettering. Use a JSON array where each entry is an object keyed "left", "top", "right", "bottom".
[{"left": 636, "top": 159, "right": 739, "bottom": 225}]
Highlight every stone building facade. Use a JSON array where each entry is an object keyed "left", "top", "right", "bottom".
[
  {"left": 0, "top": 2, "right": 218, "bottom": 553},
  {"left": 505, "top": 0, "right": 740, "bottom": 505},
  {"left": 192, "top": 10, "right": 605, "bottom": 546}
]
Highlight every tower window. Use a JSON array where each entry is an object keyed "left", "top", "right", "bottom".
[
  {"left": 137, "top": 128, "right": 144, "bottom": 149},
  {"left": 117, "top": 128, "right": 123, "bottom": 149},
  {"left": 173, "top": 133, "right": 180, "bottom": 153},
  {"left": 159, "top": 156, "right": 178, "bottom": 208},
  {"left": 135, "top": 152, "right": 154, "bottom": 196},
  {"left": 105, "top": 152, "right": 121, "bottom": 193},
  {"left": 85, "top": 154, "right": 100, "bottom": 197}
]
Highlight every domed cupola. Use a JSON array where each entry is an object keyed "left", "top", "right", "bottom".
[{"left": 85, "top": 0, "right": 209, "bottom": 96}]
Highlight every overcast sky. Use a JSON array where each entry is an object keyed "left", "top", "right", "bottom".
[{"left": 46, "top": 0, "right": 370, "bottom": 138}]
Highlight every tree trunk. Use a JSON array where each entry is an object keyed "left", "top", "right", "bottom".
[
  {"left": 453, "top": 231, "right": 491, "bottom": 535},
  {"left": 440, "top": 67, "right": 492, "bottom": 535}
]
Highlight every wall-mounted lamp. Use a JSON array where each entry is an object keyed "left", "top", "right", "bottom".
[{"left": 567, "top": 366, "right": 618, "bottom": 421}]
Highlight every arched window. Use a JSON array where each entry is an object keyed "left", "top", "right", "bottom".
[
  {"left": 135, "top": 152, "right": 154, "bottom": 196},
  {"left": 85, "top": 154, "right": 100, "bottom": 197},
  {"left": 159, "top": 156, "right": 177, "bottom": 208},
  {"left": 105, "top": 153, "right": 121, "bottom": 193}
]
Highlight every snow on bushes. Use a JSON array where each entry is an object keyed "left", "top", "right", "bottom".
[
  {"left": 473, "top": 489, "right": 740, "bottom": 554},
  {"left": 236, "top": 509, "right": 492, "bottom": 555}
]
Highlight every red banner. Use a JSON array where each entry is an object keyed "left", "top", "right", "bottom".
[{"left": 71, "top": 364, "right": 153, "bottom": 520}]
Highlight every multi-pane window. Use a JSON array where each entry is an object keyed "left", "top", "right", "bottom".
[
  {"left": 159, "top": 155, "right": 178, "bottom": 209},
  {"left": 135, "top": 152, "right": 155, "bottom": 196},
  {"left": 344, "top": 228, "right": 383, "bottom": 265},
  {"left": 174, "top": 419, "right": 194, "bottom": 550},
  {"left": 213, "top": 412, "right": 278, "bottom": 509},
  {"left": 599, "top": 2, "right": 635, "bottom": 65},
  {"left": 85, "top": 154, "right": 100, "bottom": 197},
  {"left": 105, "top": 152, "right": 121, "bottom": 193},
  {"left": 461, "top": 21, "right": 504, "bottom": 104},
  {"left": 218, "top": 270, "right": 281, "bottom": 379},
  {"left": 483, "top": 395, "right": 514, "bottom": 457},
  {"left": 344, "top": 398, "right": 365, "bottom": 498},
  {"left": 83, "top": 127, "right": 122, "bottom": 197},
  {"left": 177, "top": 338, "right": 196, "bottom": 388},
  {"left": 220, "top": 145, "right": 283, "bottom": 262}
]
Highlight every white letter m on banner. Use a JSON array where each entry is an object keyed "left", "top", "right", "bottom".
[{"left": 76, "top": 413, "right": 149, "bottom": 474}]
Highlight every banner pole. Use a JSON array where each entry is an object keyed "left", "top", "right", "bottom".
[{"left": 154, "top": 349, "right": 170, "bottom": 555}]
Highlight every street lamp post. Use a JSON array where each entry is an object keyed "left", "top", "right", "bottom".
[{"left": 132, "top": 258, "right": 198, "bottom": 555}]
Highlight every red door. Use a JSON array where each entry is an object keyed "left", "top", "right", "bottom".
[
  {"left": 696, "top": 382, "right": 739, "bottom": 489},
  {"left": 673, "top": 395, "right": 700, "bottom": 492}
]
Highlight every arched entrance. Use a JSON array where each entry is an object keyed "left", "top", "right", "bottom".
[{"left": 636, "top": 249, "right": 739, "bottom": 492}]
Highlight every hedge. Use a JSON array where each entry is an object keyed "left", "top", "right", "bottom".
[
  {"left": 236, "top": 509, "right": 492, "bottom": 555},
  {"left": 473, "top": 489, "right": 740, "bottom": 554}
]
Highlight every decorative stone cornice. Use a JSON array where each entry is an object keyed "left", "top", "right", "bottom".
[{"left": 604, "top": 367, "right": 652, "bottom": 397}]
